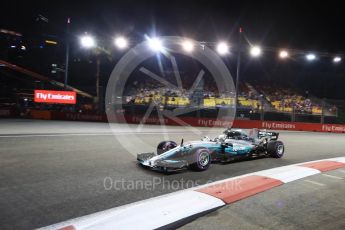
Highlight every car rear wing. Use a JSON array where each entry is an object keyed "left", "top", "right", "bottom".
[{"left": 258, "top": 130, "right": 279, "bottom": 140}]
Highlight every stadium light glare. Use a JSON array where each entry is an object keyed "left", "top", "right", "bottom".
[
  {"left": 216, "top": 42, "right": 229, "bottom": 55},
  {"left": 80, "top": 35, "right": 96, "bottom": 48},
  {"left": 279, "top": 50, "right": 289, "bottom": 59},
  {"left": 114, "top": 36, "right": 128, "bottom": 49},
  {"left": 250, "top": 46, "right": 262, "bottom": 57},
  {"left": 148, "top": 37, "right": 163, "bottom": 52},
  {"left": 306, "top": 53, "right": 316, "bottom": 61},
  {"left": 333, "top": 56, "right": 342, "bottom": 63},
  {"left": 182, "top": 40, "right": 194, "bottom": 52}
]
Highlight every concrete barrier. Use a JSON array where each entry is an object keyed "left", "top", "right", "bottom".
[{"left": 27, "top": 110, "right": 345, "bottom": 133}]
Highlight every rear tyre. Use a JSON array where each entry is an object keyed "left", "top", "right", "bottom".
[
  {"left": 267, "top": 141, "right": 284, "bottom": 158},
  {"left": 190, "top": 147, "right": 211, "bottom": 171},
  {"left": 157, "top": 141, "right": 177, "bottom": 155}
]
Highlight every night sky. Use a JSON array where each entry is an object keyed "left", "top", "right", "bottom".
[
  {"left": 2, "top": 1, "right": 344, "bottom": 50},
  {"left": 1, "top": 0, "right": 345, "bottom": 99}
]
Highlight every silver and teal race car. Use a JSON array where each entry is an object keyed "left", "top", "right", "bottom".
[{"left": 137, "top": 128, "right": 285, "bottom": 172}]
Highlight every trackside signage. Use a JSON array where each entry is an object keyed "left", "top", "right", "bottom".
[
  {"left": 34, "top": 90, "right": 77, "bottom": 104},
  {"left": 28, "top": 110, "right": 345, "bottom": 133}
]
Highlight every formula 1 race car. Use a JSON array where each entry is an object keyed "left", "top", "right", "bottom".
[{"left": 137, "top": 128, "right": 285, "bottom": 172}]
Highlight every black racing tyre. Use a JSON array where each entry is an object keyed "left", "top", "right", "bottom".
[
  {"left": 267, "top": 141, "right": 284, "bottom": 158},
  {"left": 157, "top": 141, "right": 177, "bottom": 155},
  {"left": 190, "top": 147, "right": 211, "bottom": 171}
]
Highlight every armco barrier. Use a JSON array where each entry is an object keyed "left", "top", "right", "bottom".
[
  {"left": 30, "top": 110, "right": 52, "bottom": 120},
  {"left": 28, "top": 110, "right": 345, "bottom": 133},
  {"left": 0, "top": 109, "right": 12, "bottom": 117},
  {"left": 124, "top": 115, "right": 345, "bottom": 133},
  {"left": 53, "top": 111, "right": 106, "bottom": 122}
]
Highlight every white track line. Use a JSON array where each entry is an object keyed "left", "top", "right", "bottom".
[
  {"left": 322, "top": 174, "right": 344, "bottom": 180},
  {"left": 304, "top": 180, "right": 326, "bottom": 186}
]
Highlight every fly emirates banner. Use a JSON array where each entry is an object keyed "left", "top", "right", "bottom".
[{"left": 34, "top": 90, "right": 77, "bottom": 104}]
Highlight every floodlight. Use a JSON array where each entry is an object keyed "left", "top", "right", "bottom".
[
  {"left": 148, "top": 37, "right": 163, "bottom": 52},
  {"left": 182, "top": 40, "right": 194, "bottom": 52},
  {"left": 250, "top": 46, "right": 262, "bottom": 57},
  {"left": 80, "top": 35, "right": 96, "bottom": 48},
  {"left": 216, "top": 42, "right": 229, "bottom": 55},
  {"left": 333, "top": 56, "right": 341, "bottom": 63},
  {"left": 279, "top": 50, "right": 289, "bottom": 59},
  {"left": 306, "top": 53, "right": 316, "bottom": 61},
  {"left": 114, "top": 36, "right": 128, "bottom": 49}
]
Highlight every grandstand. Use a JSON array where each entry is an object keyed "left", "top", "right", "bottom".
[
  {"left": 128, "top": 87, "right": 235, "bottom": 108},
  {"left": 1, "top": 57, "right": 338, "bottom": 123},
  {"left": 256, "top": 85, "right": 325, "bottom": 115},
  {"left": 237, "top": 83, "right": 261, "bottom": 110},
  {"left": 125, "top": 80, "right": 337, "bottom": 117}
]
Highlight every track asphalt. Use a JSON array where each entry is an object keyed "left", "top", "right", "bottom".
[{"left": 1, "top": 119, "right": 345, "bottom": 229}]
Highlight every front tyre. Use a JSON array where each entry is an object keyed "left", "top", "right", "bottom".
[
  {"left": 190, "top": 147, "right": 211, "bottom": 171},
  {"left": 267, "top": 141, "right": 284, "bottom": 158},
  {"left": 157, "top": 141, "right": 177, "bottom": 155}
]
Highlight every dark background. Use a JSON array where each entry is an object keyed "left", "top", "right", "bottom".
[{"left": 0, "top": 0, "right": 344, "bottom": 99}]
